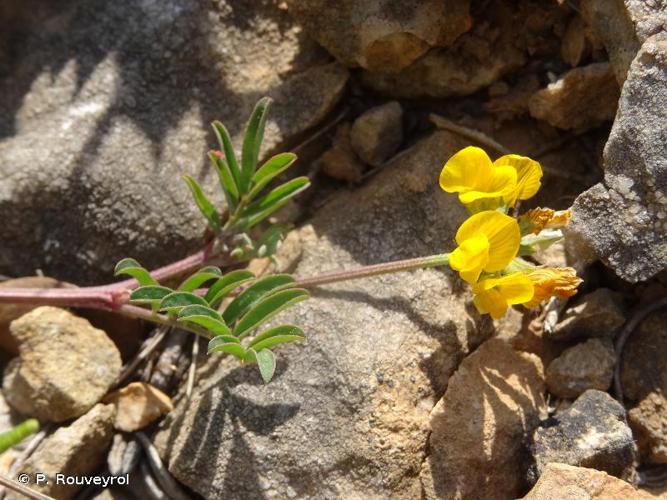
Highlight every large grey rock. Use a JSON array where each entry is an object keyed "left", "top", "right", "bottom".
[
  {"left": 154, "top": 131, "right": 495, "bottom": 499},
  {"left": 7, "top": 403, "right": 115, "bottom": 500},
  {"left": 581, "top": 0, "right": 667, "bottom": 83},
  {"left": 284, "top": 0, "right": 471, "bottom": 72},
  {"left": 3, "top": 307, "right": 121, "bottom": 422},
  {"left": 0, "top": 0, "right": 348, "bottom": 284},
  {"left": 422, "top": 338, "right": 546, "bottom": 500},
  {"left": 530, "top": 390, "right": 637, "bottom": 482},
  {"left": 566, "top": 34, "right": 667, "bottom": 283}
]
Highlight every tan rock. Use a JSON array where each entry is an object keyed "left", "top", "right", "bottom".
[
  {"left": 422, "top": 338, "right": 546, "bottom": 499},
  {"left": 546, "top": 338, "right": 616, "bottom": 399},
  {"left": 0, "top": 277, "right": 71, "bottom": 355},
  {"left": 104, "top": 382, "right": 173, "bottom": 432},
  {"left": 285, "top": 0, "right": 471, "bottom": 72},
  {"left": 7, "top": 404, "right": 116, "bottom": 500},
  {"left": 629, "top": 391, "right": 667, "bottom": 464},
  {"left": 319, "top": 123, "right": 365, "bottom": 183},
  {"left": 3, "top": 307, "right": 122, "bottom": 422},
  {"left": 521, "top": 462, "right": 652, "bottom": 499},
  {"left": 350, "top": 101, "right": 403, "bottom": 166},
  {"left": 529, "top": 63, "right": 620, "bottom": 131},
  {"left": 550, "top": 288, "right": 626, "bottom": 341}
]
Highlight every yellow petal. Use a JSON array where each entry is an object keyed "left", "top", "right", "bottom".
[
  {"left": 473, "top": 288, "right": 508, "bottom": 319},
  {"left": 440, "top": 146, "right": 493, "bottom": 194},
  {"left": 495, "top": 154, "right": 542, "bottom": 205},
  {"left": 495, "top": 273, "right": 534, "bottom": 304},
  {"left": 455, "top": 211, "right": 520, "bottom": 272},
  {"left": 524, "top": 267, "right": 582, "bottom": 308},
  {"left": 449, "top": 235, "right": 490, "bottom": 284}
]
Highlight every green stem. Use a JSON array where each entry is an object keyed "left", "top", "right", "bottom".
[
  {"left": 0, "top": 418, "right": 39, "bottom": 454},
  {"left": 294, "top": 254, "right": 450, "bottom": 288}
]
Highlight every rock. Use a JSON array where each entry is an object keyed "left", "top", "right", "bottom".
[
  {"left": 350, "top": 101, "right": 403, "bottom": 166},
  {"left": 362, "top": 2, "right": 525, "bottom": 97},
  {"left": 284, "top": 0, "right": 471, "bottom": 72},
  {"left": 0, "top": 0, "right": 348, "bottom": 284},
  {"left": 7, "top": 403, "right": 115, "bottom": 500},
  {"left": 0, "top": 277, "right": 72, "bottom": 355},
  {"left": 422, "top": 338, "right": 546, "bottom": 500},
  {"left": 620, "top": 309, "right": 667, "bottom": 402},
  {"left": 546, "top": 339, "right": 616, "bottom": 399},
  {"left": 566, "top": 34, "right": 667, "bottom": 283},
  {"left": 561, "top": 15, "right": 601, "bottom": 67},
  {"left": 550, "top": 288, "right": 626, "bottom": 341},
  {"left": 530, "top": 390, "right": 637, "bottom": 482},
  {"left": 629, "top": 391, "right": 667, "bottom": 464},
  {"left": 3, "top": 307, "right": 121, "bottom": 422},
  {"left": 528, "top": 63, "right": 620, "bottom": 131},
  {"left": 580, "top": 0, "right": 667, "bottom": 84},
  {"left": 319, "top": 123, "right": 365, "bottom": 183},
  {"left": 103, "top": 382, "right": 173, "bottom": 432},
  {"left": 522, "top": 462, "right": 652, "bottom": 500},
  {"left": 154, "top": 130, "right": 495, "bottom": 498}
]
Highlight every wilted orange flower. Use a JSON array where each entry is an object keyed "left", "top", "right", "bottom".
[
  {"left": 524, "top": 267, "right": 582, "bottom": 308},
  {"left": 521, "top": 208, "right": 572, "bottom": 234}
]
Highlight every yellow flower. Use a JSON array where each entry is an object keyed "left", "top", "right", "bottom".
[
  {"left": 495, "top": 154, "right": 543, "bottom": 207},
  {"left": 524, "top": 267, "right": 582, "bottom": 308},
  {"left": 472, "top": 273, "right": 534, "bottom": 319},
  {"left": 440, "top": 147, "right": 543, "bottom": 208},
  {"left": 449, "top": 211, "right": 521, "bottom": 284},
  {"left": 440, "top": 146, "right": 516, "bottom": 205},
  {"left": 520, "top": 207, "right": 572, "bottom": 234}
]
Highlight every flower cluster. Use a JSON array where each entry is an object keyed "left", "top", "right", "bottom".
[{"left": 440, "top": 146, "right": 582, "bottom": 319}]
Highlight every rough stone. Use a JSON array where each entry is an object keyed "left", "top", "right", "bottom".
[
  {"left": 0, "top": 277, "right": 72, "bottom": 355},
  {"left": 0, "top": 0, "right": 348, "bottom": 284},
  {"left": 284, "top": 0, "right": 471, "bottom": 72},
  {"left": 550, "top": 288, "right": 626, "bottom": 341},
  {"left": 566, "top": 34, "right": 667, "bottom": 283},
  {"left": 154, "top": 130, "right": 495, "bottom": 499},
  {"left": 103, "top": 382, "right": 173, "bottom": 432},
  {"left": 530, "top": 390, "right": 637, "bottom": 482},
  {"left": 362, "top": 3, "right": 525, "bottom": 98},
  {"left": 620, "top": 309, "right": 667, "bottom": 402},
  {"left": 581, "top": 0, "right": 667, "bottom": 84},
  {"left": 629, "top": 391, "right": 667, "bottom": 464},
  {"left": 546, "top": 339, "right": 616, "bottom": 399},
  {"left": 350, "top": 101, "right": 403, "bottom": 166},
  {"left": 3, "top": 307, "right": 121, "bottom": 422},
  {"left": 528, "top": 63, "right": 620, "bottom": 131},
  {"left": 522, "top": 462, "right": 652, "bottom": 500},
  {"left": 422, "top": 338, "right": 546, "bottom": 500},
  {"left": 7, "top": 403, "right": 115, "bottom": 500},
  {"left": 319, "top": 123, "right": 365, "bottom": 183}
]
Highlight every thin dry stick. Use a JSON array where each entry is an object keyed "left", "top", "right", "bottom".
[
  {"left": 613, "top": 297, "right": 667, "bottom": 402},
  {"left": 114, "top": 326, "right": 170, "bottom": 388},
  {"left": 135, "top": 433, "right": 191, "bottom": 500},
  {"left": 185, "top": 336, "right": 199, "bottom": 400},
  {"left": 0, "top": 475, "right": 54, "bottom": 500}
]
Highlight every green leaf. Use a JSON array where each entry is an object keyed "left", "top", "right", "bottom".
[
  {"left": 240, "top": 97, "right": 272, "bottom": 192},
  {"left": 234, "top": 288, "right": 309, "bottom": 338},
  {"left": 238, "top": 177, "right": 310, "bottom": 229},
  {"left": 129, "top": 286, "right": 173, "bottom": 305},
  {"left": 183, "top": 175, "right": 221, "bottom": 232},
  {"left": 159, "top": 291, "right": 209, "bottom": 313},
  {"left": 248, "top": 324, "right": 305, "bottom": 351},
  {"left": 114, "top": 258, "right": 157, "bottom": 286},
  {"left": 178, "top": 315, "right": 232, "bottom": 337},
  {"left": 207, "top": 338, "right": 246, "bottom": 359},
  {"left": 208, "top": 150, "right": 239, "bottom": 210},
  {"left": 253, "top": 224, "right": 289, "bottom": 258},
  {"left": 177, "top": 266, "right": 222, "bottom": 292},
  {"left": 222, "top": 274, "right": 295, "bottom": 325},
  {"left": 212, "top": 120, "right": 242, "bottom": 189},
  {"left": 178, "top": 304, "right": 223, "bottom": 321},
  {"left": 205, "top": 270, "right": 256, "bottom": 308},
  {"left": 247, "top": 152, "right": 297, "bottom": 201},
  {"left": 248, "top": 348, "right": 276, "bottom": 383}
]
